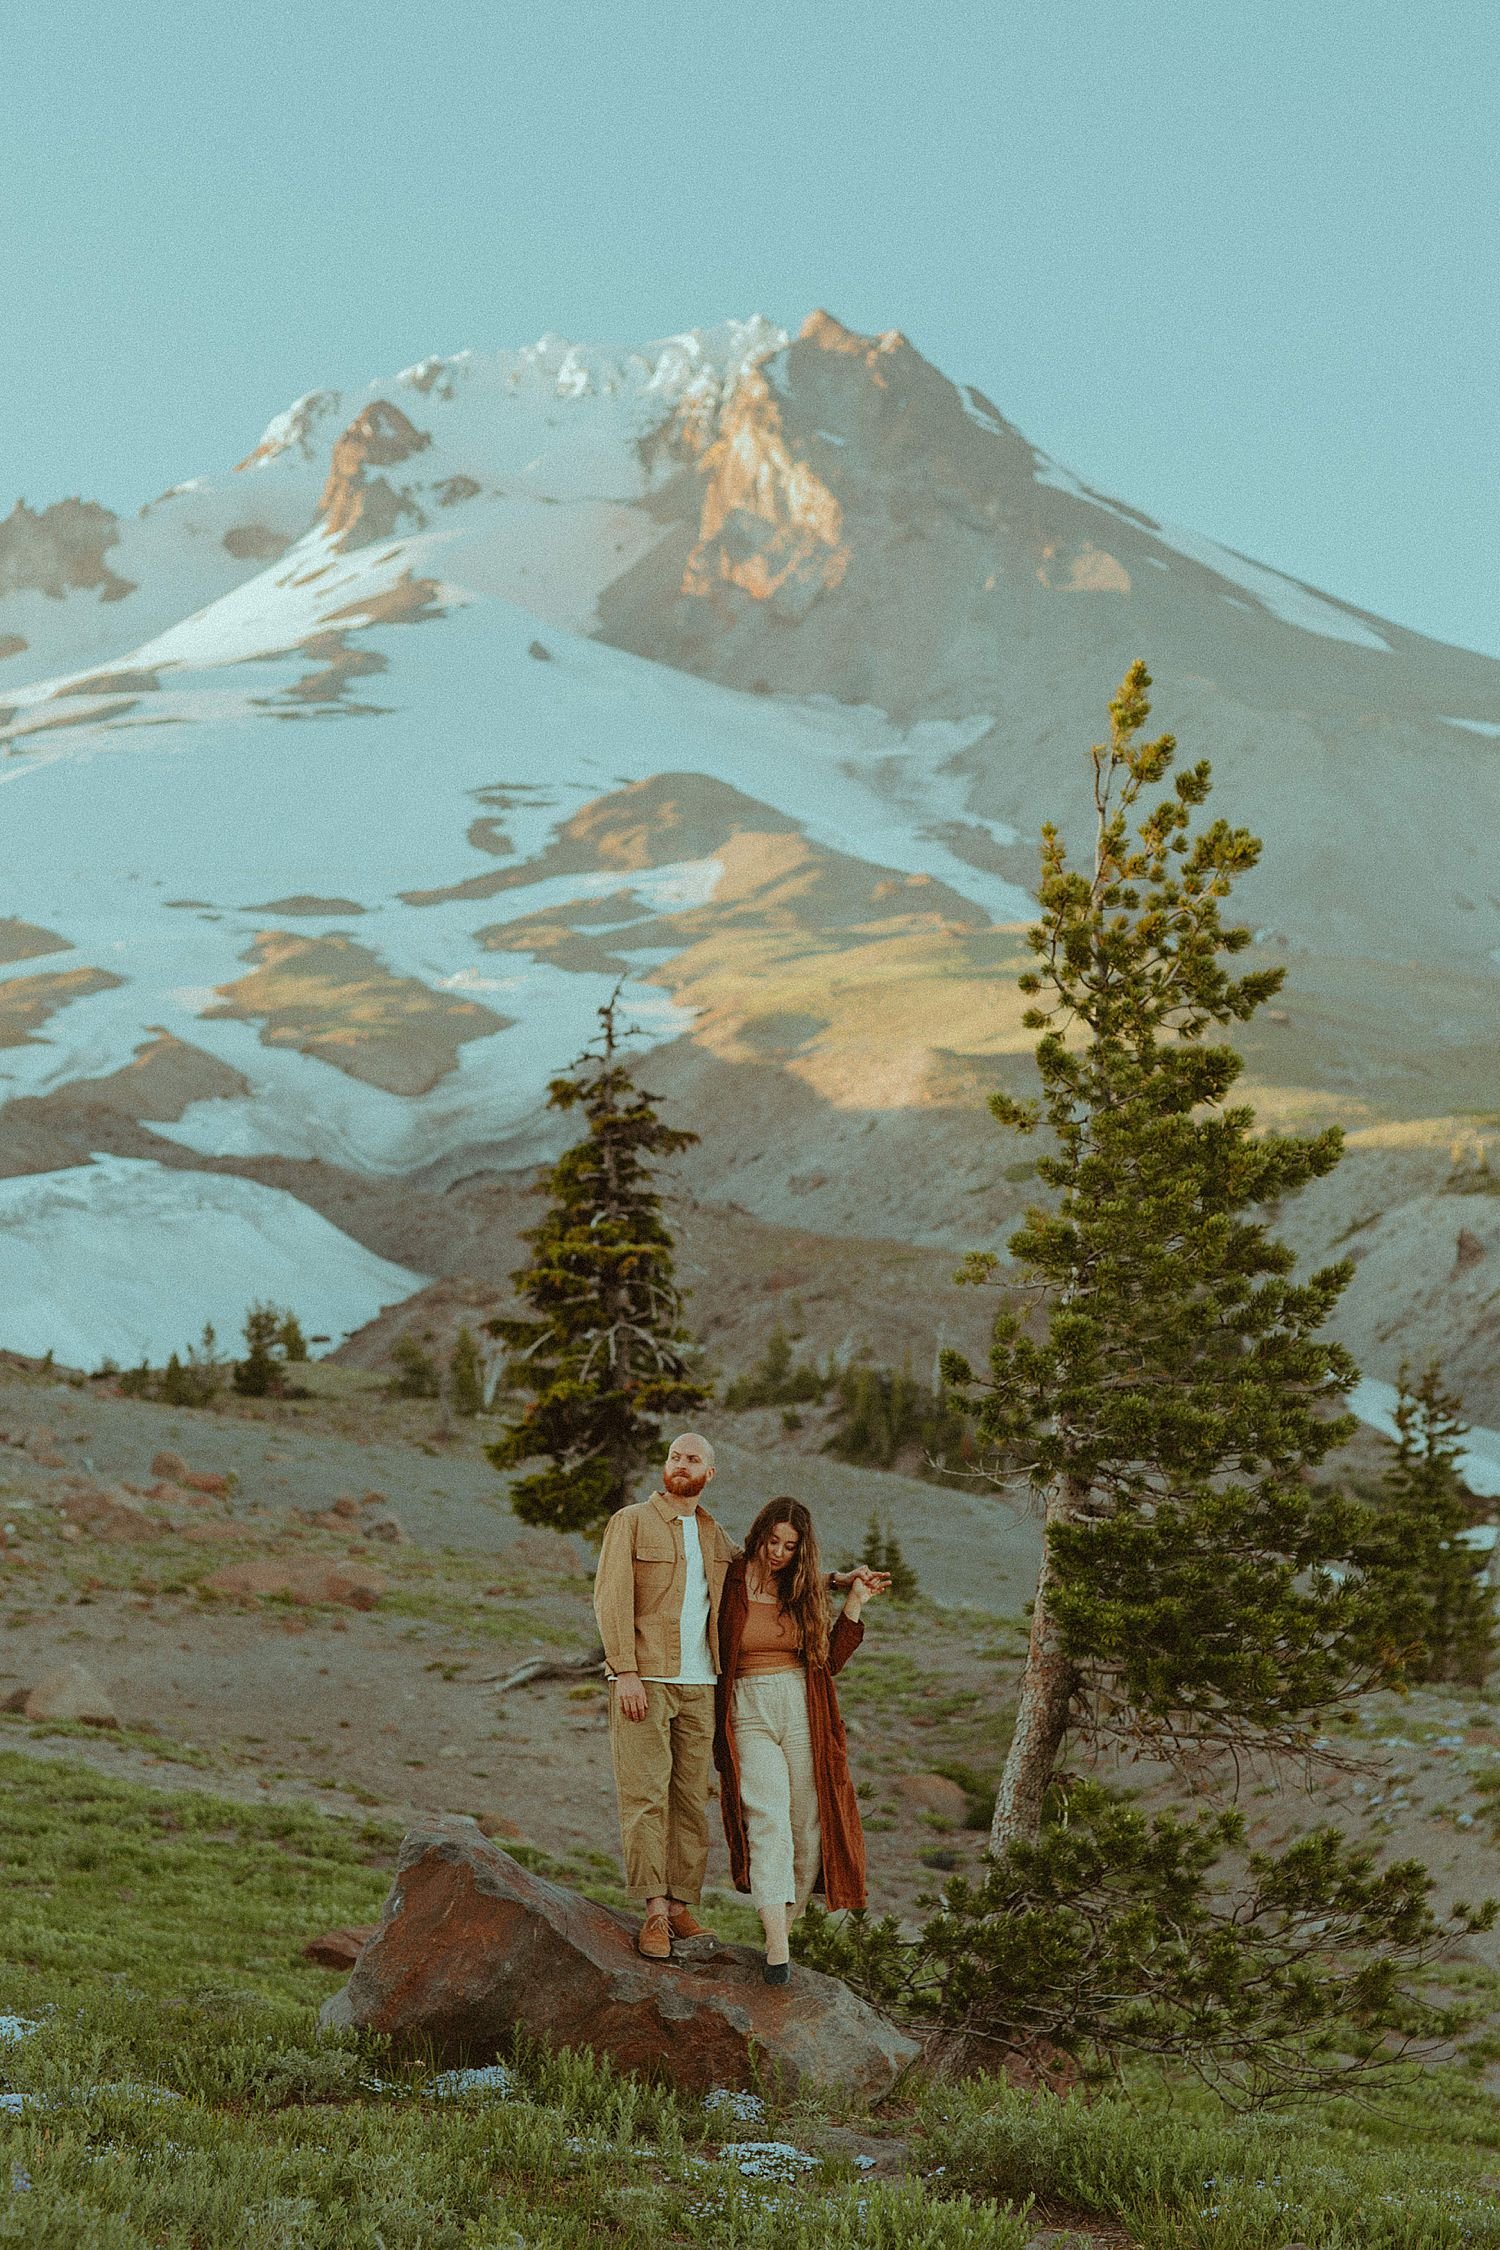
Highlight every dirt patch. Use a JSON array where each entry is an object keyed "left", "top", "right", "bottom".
[
  {"left": 243, "top": 895, "right": 367, "bottom": 917},
  {"left": 10, "top": 1032, "right": 251, "bottom": 1124},
  {"left": 222, "top": 524, "right": 294, "bottom": 562},
  {"left": 205, "top": 930, "right": 512, "bottom": 1095},
  {"left": 53, "top": 669, "right": 161, "bottom": 697},
  {"left": 0, "top": 496, "right": 135, "bottom": 603},
  {"left": 283, "top": 630, "right": 388, "bottom": 705},
  {"left": 0, "top": 965, "right": 126, "bottom": 1048},
  {"left": 0, "top": 918, "right": 72, "bottom": 967},
  {"left": 0, "top": 634, "right": 27, "bottom": 662}
]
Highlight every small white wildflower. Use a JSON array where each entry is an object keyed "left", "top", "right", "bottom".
[{"left": 423, "top": 2063, "right": 515, "bottom": 2099}]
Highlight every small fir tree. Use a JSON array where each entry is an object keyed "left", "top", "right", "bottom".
[
  {"left": 388, "top": 1333, "right": 440, "bottom": 1399},
  {"left": 485, "top": 990, "right": 711, "bottom": 1533},
  {"left": 449, "top": 1325, "right": 486, "bottom": 1417},
  {"left": 941, "top": 664, "right": 1368, "bottom": 1852},
  {"left": 278, "top": 1311, "right": 309, "bottom": 1363},
  {"left": 859, "top": 1511, "right": 920, "bottom": 1601},
  {"left": 1352, "top": 1363, "right": 1493, "bottom": 1686},
  {"left": 233, "top": 1303, "right": 285, "bottom": 1398}
]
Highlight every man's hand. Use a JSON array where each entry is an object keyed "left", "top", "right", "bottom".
[
  {"left": 831, "top": 1566, "right": 892, "bottom": 1595},
  {"left": 614, "top": 1672, "right": 648, "bottom": 1722}
]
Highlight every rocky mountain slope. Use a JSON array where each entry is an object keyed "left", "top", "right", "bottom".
[{"left": 0, "top": 311, "right": 1495, "bottom": 1422}]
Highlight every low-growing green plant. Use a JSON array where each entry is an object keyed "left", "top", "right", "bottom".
[{"left": 387, "top": 1332, "right": 441, "bottom": 1400}]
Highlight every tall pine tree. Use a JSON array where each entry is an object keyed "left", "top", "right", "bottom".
[
  {"left": 1352, "top": 1363, "right": 1493, "bottom": 1686},
  {"left": 485, "top": 991, "right": 710, "bottom": 1533},
  {"left": 942, "top": 663, "right": 1371, "bottom": 1851}
]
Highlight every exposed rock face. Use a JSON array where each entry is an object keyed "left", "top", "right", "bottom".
[
  {"left": 683, "top": 365, "right": 849, "bottom": 618},
  {"left": 318, "top": 401, "right": 433, "bottom": 548},
  {"left": 321, "top": 1816, "right": 919, "bottom": 2098},
  {"left": 0, "top": 498, "right": 136, "bottom": 603}
]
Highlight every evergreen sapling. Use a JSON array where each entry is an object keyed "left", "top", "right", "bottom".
[{"left": 485, "top": 991, "right": 710, "bottom": 1533}]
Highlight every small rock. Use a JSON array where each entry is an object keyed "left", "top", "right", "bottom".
[
  {"left": 150, "top": 1450, "right": 188, "bottom": 1481},
  {"left": 1, "top": 1686, "right": 28, "bottom": 1712},
  {"left": 476, "top": 1812, "right": 525, "bottom": 1841},
  {"left": 331, "top": 1495, "right": 361, "bottom": 1519},
  {"left": 895, "top": 1772, "right": 969, "bottom": 1822},
  {"left": 363, "top": 1511, "right": 409, "bottom": 1545},
  {"left": 24, "top": 1662, "right": 118, "bottom": 1726},
  {"left": 303, "top": 1923, "right": 380, "bottom": 1970},
  {"left": 61, "top": 1488, "right": 160, "bottom": 1544},
  {"left": 361, "top": 1491, "right": 387, "bottom": 1508},
  {"left": 1456, "top": 1228, "right": 1487, "bottom": 1272},
  {"left": 182, "top": 1470, "right": 231, "bottom": 1497}
]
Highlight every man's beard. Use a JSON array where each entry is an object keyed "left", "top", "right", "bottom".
[{"left": 664, "top": 1469, "right": 707, "bottom": 1497}]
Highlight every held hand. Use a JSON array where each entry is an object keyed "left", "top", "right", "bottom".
[
  {"left": 615, "top": 1673, "right": 648, "bottom": 1722},
  {"left": 831, "top": 1566, "right": 892, "bottom": 1593},
  {"left": 842, "top": 1565, "right": 890, "bottom": 1619}
]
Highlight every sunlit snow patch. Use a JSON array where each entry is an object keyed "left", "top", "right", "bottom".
[{"left": 0, "top": 1155, "right": 425, "bottom": 1368}]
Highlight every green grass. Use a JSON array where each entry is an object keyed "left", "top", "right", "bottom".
[{"left": 5, "top": 1751, "right": 1500, "bottom": 2246}]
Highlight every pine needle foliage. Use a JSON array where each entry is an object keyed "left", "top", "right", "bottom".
[
  {"left": 448, "top": 1325, "right": 486, "bottom": 1418},
  {"left": 485, "top": 992, "right": 710, "bottom": 1533},
  {"left": 1350, "top": 1363, "right": 1493, "bottom": 1686},
  {"left": 941, "top": 664, "right": 1369, "bottom": 1848},
  {"left": 796, "top": 1780, "right": 1494, "bottom": 2107}
]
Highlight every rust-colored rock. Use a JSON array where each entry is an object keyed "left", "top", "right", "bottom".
[
  {"left": 181, "top": 1470, "right": 231, "bottom": 1497},
  {"left": 60, "top": 1486, "right": 160, "bottom": 1543},
  {"left": 320, "top": 1816, "right": 918, "bottom": 2098},
  {"left": 150, "top": 1450, "right": 188, "bottom": 1481},
  {"left": 895, "top": 1772, "right": 969, "bottom": 1822},
  {"left": 303, "top": 1923, "right": 380, "bottom": 1970}
]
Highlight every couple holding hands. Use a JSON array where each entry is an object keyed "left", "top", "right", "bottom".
[{"left": 593, "top": 1430, "right": 889, "bottom": 1983}]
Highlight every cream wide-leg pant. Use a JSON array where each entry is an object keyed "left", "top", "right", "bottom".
[{"left": 732, "top": 1668, "right": 822, "bottom": 1913}]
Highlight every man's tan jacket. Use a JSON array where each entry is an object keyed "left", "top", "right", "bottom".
[{"left": 594, "top": 1491, "right": 737, "bottom": 1680}]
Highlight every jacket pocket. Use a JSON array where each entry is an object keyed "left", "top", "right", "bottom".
[{"left": 632, "top": 1523, "right": 677, "bottom": 1615}]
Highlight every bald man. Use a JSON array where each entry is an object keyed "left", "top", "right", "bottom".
[{"left": 593, "top": 1433, "right": 736, "bottom": 1959}]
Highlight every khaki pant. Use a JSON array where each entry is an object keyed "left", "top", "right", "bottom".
[
  {"left": 608, "top": 1680, "right": 715, "bottom": 1903},
  {"left": 733, "top": 1670, "right": 822, "bottom": 1913}
]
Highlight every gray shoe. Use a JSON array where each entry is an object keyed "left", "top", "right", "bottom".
[{"left": 762, "top": 1960, "right": 791, "bottom": 1986}]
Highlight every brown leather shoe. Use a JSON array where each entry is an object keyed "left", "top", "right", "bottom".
[
  {"left": 666, "top": 1903, "right": 710, "bottom": 1941},
  {"left": 636, "top": 1913, "right": 672, "bottom": 1961}
]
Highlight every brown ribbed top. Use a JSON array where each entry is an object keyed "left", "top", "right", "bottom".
[{"left": 737, "top": 1596, "right": 803, "bottom": 1674}]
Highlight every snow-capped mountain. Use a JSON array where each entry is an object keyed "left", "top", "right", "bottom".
[{"left": 1, "top": 311, "right": 1496, "bottom": 1415}]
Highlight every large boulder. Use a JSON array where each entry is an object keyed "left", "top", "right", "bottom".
[{"left": 320, "top": 1816, "right": 919, "bottom": 2100}]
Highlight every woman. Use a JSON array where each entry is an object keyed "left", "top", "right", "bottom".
[{"left": 713, "top": 1498, "right": 887, "bottom": 1983}]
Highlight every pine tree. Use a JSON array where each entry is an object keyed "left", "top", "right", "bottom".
[
  {"left": 449, "top": 1325, "right": 486, "bottom": 1417},
  {"left": 233, "top": 1303, "right": 285, "bottom": 1398},
  {"left": 1352, "top": 1364, "right": 1493, "bottom": 1686},
  {"left": 860, "top": 1511, "right": 920, "bottom": 1601},
  {"left": 941, "top": 664, "right": 1368, "bottom": 1852},
  {"left": 485, "top": 990, "right": 711, "bottom": 1534},
  {"left": 388, "top": 1333, "right": 440, "bottom": 1399},
  {"left": 278, "top": 1311, "right": 309, "bottom": 1363}
]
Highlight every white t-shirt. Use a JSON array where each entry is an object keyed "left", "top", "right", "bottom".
[{"left": 644, "top": 1510, "right": 716, "bottom": 1686}]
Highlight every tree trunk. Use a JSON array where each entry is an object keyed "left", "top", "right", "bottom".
[{"left": 989, "top": 1476, "right": 1086, "bottom": 1854}]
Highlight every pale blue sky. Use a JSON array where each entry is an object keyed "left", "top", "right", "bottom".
[{"left": 4, "top": 0, "right": 1498, "bottom": 656}]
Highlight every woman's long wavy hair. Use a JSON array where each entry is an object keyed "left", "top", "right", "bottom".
[{"left": 743, "top": 1497, "right": 829, "bottom": 1666}]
